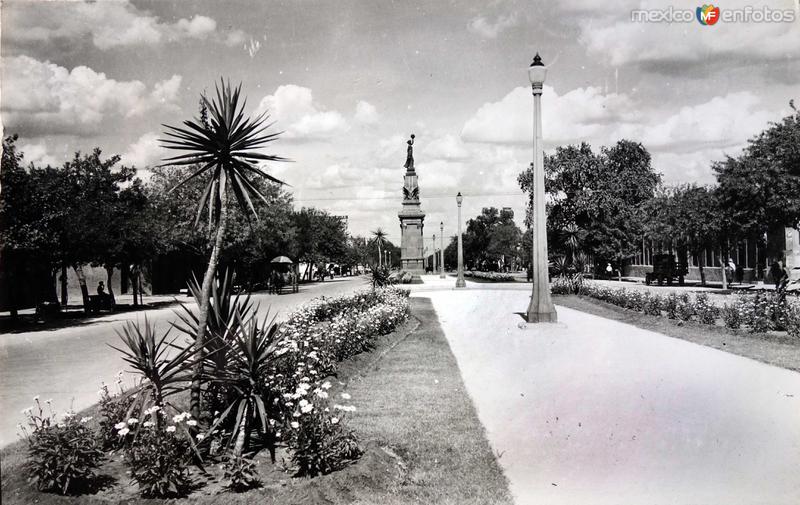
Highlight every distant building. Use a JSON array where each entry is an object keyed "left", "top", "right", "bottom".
[{"left": 626, "top": 226, "right": 800, "bottom": 283}]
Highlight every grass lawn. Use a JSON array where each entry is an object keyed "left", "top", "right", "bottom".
[
  {"left": 555, "top": 294, "right": 800, "bottom": 372},
  {"left": 1, "top": 297, "right": 511, "bottom": 505}
]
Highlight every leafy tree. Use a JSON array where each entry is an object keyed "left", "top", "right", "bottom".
[
  {"left": 160, "top": 79, "right": 288, "bottom": 420},
  {"left": 714, "top": 103, "right": 800, "bottom": 237},
  {"left": 519, "top": 140, "right": 661, "bottom": 275},
  {"left": 462, "top": 207, "right": 522, "bottom": 270}
]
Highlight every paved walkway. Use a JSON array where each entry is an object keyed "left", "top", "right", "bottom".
[
  {"left": 412, "top": 276, "right": 800, "bottom": 505},
  {"left": 0, "top": 277, "right": 368, "bottom": 447}
]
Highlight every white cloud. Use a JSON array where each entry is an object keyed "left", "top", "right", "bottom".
[
  {"left": 122, "top": 132, "right": 162, "bottom": 169},
  {"left": 461, "top": 85, "right": 638, "bottom": 146},
  {"left": 257, "top": 85, "right": 349, "bottom": 140},
  {"left": 574, "top": 0, "right": 800, "bottom": 66},
  {"left": 1, "top": 56, "right": 182, "bottom": 136},
  {"left": 423, "top": 134, "right": 470, "bottom": 161},
  {"left": 11, "top": 1, "right": 244, "bottom": 50},
  {"left": 467, "top": 13, "right": 519, "bottom": 39},
  {"left": 354, "top": 101, "right": 379, "bottom": 124},
  {"left": 460, "top": 84, "right": 785, "bottom": 183},
  {"left": 641, "top": 92, "right": 775, "bottom": 150},
  {"left": 172, "top": 15, "right": 216, "bottom": 39},
  {"left": 18, "top": 141, "right": 63, "bottom": 168}
]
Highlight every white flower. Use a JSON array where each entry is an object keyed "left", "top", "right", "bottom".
[
  {"left": 57, "top": 423, "right": 66, "bottom": 429},
  {"left": 33, "top": 395, "right": 40, "bottom": 402},
  {"left": 196, "top": 434, "right": 205, "bottom": 441},
  {"left": 186, "top": 419, "right": 198, "bottom": 427},
  {"left": 340, "top": 393, "right": 351, "bottom": 400},
  {"left": 331, "top": 417, "right": 339, "bottom": 425},
  {"left": 21, "top": 407, "right": 32, "bottom": 415},
  {"left": 114, "top": 422, "right": 127, "bottom": 430},
  {"left": 127, "top": 418, "right": 139, "bottom": 424},
  {"left": 315, "top": 390, "right": 329, "bottom": 399},
  {"left": 166, "top": 426, "right": 176, "bottom": 433},
  {"left": 143, "top": 421, "right": 154, "bottom": 428},
  {"left": 118, "top": 428, "right": 130, "bottom": 436},
  {"left": 298, "top": 399, "right": 309, "bottom": 407},
  {"left": 80, "top": 416, "right": 93, "bottom": 424},
  {"left": 301, "top": 403, "right": 314, "bottom": 414},
  {"left": 290, "top": 421, "right": 300, "bottom": 429}
]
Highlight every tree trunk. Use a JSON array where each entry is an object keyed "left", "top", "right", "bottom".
[
  {"left": 60, "top": 263, "right": 68, "bottom": 307},
  {"left": 189, "top": 189, "right": 229, "bottom": 421},
  {"left": 72, "top": 264, "right": 91, "bottom": 313},
  {"left": 131, "top": 265, "right": 139, "bottom": 306},
  {"left": 232, "top": 404, "right": 249, "bottom": 456},
  {"left": 105, "top": 266, "right": 116, "bottom": 307},
  {"left": 699, "top": 264, "right": 706, "bottom": 286},
  {"left": 720, "top": 248, "right": 728, "bottom": 290},
  {"left": 377, "top": 244, "right": 382, "bottom": 268}
]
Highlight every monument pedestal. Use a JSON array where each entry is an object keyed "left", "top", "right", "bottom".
[{"left": 399, "top": 207, "right": 425, "bottom": 274}]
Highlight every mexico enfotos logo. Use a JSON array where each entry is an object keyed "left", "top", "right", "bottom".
[{"left": 631, "top": 4, "right": 797, "bottom": 24}]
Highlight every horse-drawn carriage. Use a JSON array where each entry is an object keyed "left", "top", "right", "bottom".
[{"left": 645, "top": 254, "right": 688, "bottom": 286}]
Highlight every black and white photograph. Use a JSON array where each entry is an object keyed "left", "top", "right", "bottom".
[{"left": 1, "top": 1, "right": 799, "bottom": 503}]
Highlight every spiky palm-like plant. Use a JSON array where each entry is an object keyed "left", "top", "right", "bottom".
[
  {"left": 370, "top": 228, "right": 387, "bottom": 268},
  {"left": 160, "top": 79, "right": 288, "bottom": 420}
]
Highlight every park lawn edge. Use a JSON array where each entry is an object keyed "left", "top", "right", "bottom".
[
  {"left": 555, "top": 294, "right": 800, "bottom": 372},
  {"left": 1, "top": 297, "right": 513, "bottom": 505}
]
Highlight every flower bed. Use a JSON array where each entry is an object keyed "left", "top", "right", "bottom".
[
  {"left": 15, "top": 286, "right": 412, "bottom": 500},
  {"left": 464, "top": 271, "right": 515, "bottom": 282},
  {"left": 561, "top": 278, "right": 800, "bottom": 336}
]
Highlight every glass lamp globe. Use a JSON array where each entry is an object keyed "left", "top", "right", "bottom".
[{"left": 528, "top": 53, "right": 547, "bottom": 86}]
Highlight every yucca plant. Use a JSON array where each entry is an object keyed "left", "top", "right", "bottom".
[
  {"left": 160, "top": 78, "right": 288, "bottom": 420},
  {"left": 370, "top": 228, "right": 387, "bottom": 268},
  {"left": 202, "top": 311, "right": 283, "bottom": 456},
  {"left": 109, "top": 318, "right": 201, "bottom": 425},
  {"left": 173, "top": 270, "right": 255, "bottom": 377}
]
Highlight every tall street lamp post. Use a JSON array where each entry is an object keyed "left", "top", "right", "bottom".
[
  {"left": 456, "top": 192, "right": 466, "bottom": 288},
  {"left": 526, "top": 53, "right": 558, "bottom": 323},
  {"left": 440, "top": 222, "right": 446, "bottom": 278},
  {"left": 433, "top": 234, "right": 437, "bottom": 273}
]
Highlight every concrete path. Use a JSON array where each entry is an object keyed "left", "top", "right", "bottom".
[
  {"left": 0, "top": 276, "right": 368, "bottom": 447},
  {"left": 413, "top": 280, "right": 800, "bottom": 505}
]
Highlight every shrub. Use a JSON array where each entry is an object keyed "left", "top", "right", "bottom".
[
  {"left": 722, "top": 298, "right": 745, "bottom": 329},
  {"left": 741, "top": 293, "right": 774, "bottom": 333},
  {"left": 785, "top": 302, "right": 800, "bottom": 338},
  {"left": 694, "top": 293, "right": 719, "bottom": 325},
  {"left": 124, "top": 415, "right": 192, "bottom": 498},
  {"left": 642, "top": 292, "right": 662, "bottom": 316},
  {"left": 288, "top": 396, "right": 362, "bottom": 477},
  {"left": 97, "top": 379, "right": 136, "bottom": 450},
  {"left": 550, "top": 274, "right": 584, "bottom": 295},
  {"left": 465, "top": 271, "right": 515, "bottom": 282},
  {"left": 675, "top": 293, "right": 695, "bottom": 322},
  {"left": 663, "top": 293, "right": 679, "bottom": 319},
  {"left": 222, "top": 453, "right": 261, "bottom": 492},
  {"left": 372, "top": 266, "right": 391, "bottom": 288},
  {"left": 21, "top": 399, "right": 104, "bottom": 495}
]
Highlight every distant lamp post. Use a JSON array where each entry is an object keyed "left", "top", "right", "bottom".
[
  {"left": 433, "top": 234, "right": 437, "bottom": 274},
  {"left": 440, "top": 221, "right": 446, "bottom": 278},
  {"left": 526, "top": 53, "right": 557, "bottom": 323},
  {"left": 456, "top": 192, "right": 466, "bottom": 288}
]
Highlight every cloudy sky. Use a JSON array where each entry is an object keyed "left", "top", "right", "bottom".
[{"left": 2, "top": 0, "right": 798, "bottom": 247}]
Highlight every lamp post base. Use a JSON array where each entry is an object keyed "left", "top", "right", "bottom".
[
  {"left": 455, "top": 276, "right": 466, "bottom": 288},
  {"left": 525, "top": 309, "right": 558, "bottom": 323}
]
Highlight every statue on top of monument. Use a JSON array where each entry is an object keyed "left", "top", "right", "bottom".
[{"left": 404, "top": 134, "right": 415, "bottom": 170}]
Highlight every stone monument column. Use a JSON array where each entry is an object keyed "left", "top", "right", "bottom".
[{"left": 398, "top": 134, "right": 426, "bottom": 274}]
